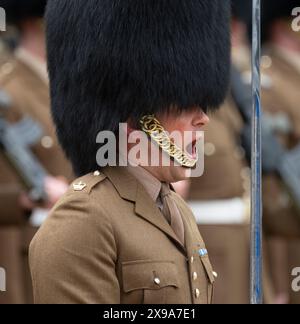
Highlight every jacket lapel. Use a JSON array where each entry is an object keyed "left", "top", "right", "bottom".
[
  {"left": 172, "top": 193, "right": 204, "bottom": 252},
  {"left": 135, "top": 182, "right": 186, "bottom": 253},
  {"left": 102, "top": 166, "right": 186, "bottom": 254}
]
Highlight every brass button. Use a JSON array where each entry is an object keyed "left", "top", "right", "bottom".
[
  {"left": 261, "top": 55, "right": 272, "bottom": 69},
  {"left": 213, "top": 271, "right": 218, "bottom": 279},
  {"left": 193, "top": 272, "right": 198, "bottom": 281},
  {"left": 93, "top": 171, "right": 101, "bottom": 176},
  {"left": 154, "top": 278, "right": 161, "bottom": 285},
  {"left": 191, "top": 256, "right": 194, "bottom": 264},
  {"left": 41, "top": 136, "right": 54, "bottom": 149},
  {"left": 195, "top": 288, "right": 200, "bottom": 299}
]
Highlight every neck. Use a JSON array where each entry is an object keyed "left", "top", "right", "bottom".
[{"left": 140, "top": 166, "right": 164, "bottom": 182}]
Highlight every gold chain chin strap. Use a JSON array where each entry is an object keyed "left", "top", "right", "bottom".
[{"left": 140, "top": 115, "right": 198, "bottom": 168}]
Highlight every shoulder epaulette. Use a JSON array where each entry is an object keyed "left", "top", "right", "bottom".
[{"left": 71, "top": 171, "right": 107, "bottom": 195}]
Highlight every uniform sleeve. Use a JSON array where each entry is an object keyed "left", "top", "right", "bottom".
[{"left": 29, "top": 193, "right": 120, "bottom": 304}]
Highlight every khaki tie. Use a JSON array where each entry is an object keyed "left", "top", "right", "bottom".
[{"left": 160, "top": 183, "right": 185, "bottom": 245}]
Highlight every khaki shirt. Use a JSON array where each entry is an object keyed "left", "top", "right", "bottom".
[
  {"left": 127, "top": 165, "right": 162, "bottom": 205},
  {"left": 29, "top": 166, "right": 216, "bottom": 304}
]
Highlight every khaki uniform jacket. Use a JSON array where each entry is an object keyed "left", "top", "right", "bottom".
[{"left": 29, "top": 166, "right": 215, "bottom": 304}]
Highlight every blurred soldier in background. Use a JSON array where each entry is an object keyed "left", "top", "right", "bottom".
[
  {"left": 259, "top": 0, "right": 300, "bottom": 304},
  {"left": 0, "top": 0, "right": 73, "bottom": 304},
  {"left": 187, "top": 0, "right": 286, "bottom": 303},
  {"left": 217, "top": 0, "right": 300, "bottom": 304}
]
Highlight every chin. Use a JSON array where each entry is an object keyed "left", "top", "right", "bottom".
[{"left": 170, "top": 166, "right": 192, "bottom": 183}]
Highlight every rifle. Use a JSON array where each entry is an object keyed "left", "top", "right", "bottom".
[
  {"left": 231, "top": 65, "right": 300, "bottom": 212},
  {"left": 0, "top": 90, "right": 48, "bottom": 202}
]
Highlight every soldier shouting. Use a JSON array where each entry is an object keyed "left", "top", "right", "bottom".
[{"left": 29, "top": 0, "right": 231, "bottom": 304}]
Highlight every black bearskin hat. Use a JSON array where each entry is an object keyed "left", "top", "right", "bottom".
[
  {"left": 0, "top": 0, "right": 47, "bottom": 24},
  {"left": 46, "top": 0, "right": 231, "bottom": 176},
  {"left": 262, "top": 0, "right": 299, "bottom": 41}
]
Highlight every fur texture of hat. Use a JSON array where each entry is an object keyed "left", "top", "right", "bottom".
[{"left": 46, "top": 0, "right": 231, "bottom": 175}]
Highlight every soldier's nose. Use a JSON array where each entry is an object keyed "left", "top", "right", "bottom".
[{"left": 192, "top": 112, "right": 210, "bottom": 128}]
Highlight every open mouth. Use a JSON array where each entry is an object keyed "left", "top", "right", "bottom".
[
  {"left": 184, "top": 131, "right": 202, "bottom": 161},
  {"left": 185, "top": 139, "right": 198, "bottom": 160}
]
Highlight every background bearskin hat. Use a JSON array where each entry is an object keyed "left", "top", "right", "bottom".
[
  {"left": 262, "top": 0, "right": 299, "bottom": 41},
  {"left": 0, "top": 0, "right": 47, "bottom": 24},
  {"left": 46, "top": 0, "right": 231, "bottom": 176}
]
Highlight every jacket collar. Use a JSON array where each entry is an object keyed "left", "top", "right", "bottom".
[
  {"left": 102, "top": 166, "right": 186, "bottom": 254},
  {"left": 102, "top": 166, "right": 137, "bottom": 202}
]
